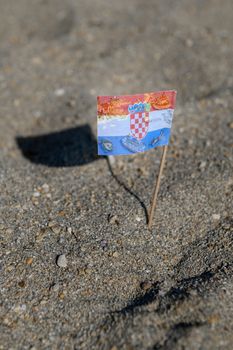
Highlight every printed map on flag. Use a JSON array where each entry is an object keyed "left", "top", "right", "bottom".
[{"left": 97, "top": 90, "right": 176, "bottom": 156}]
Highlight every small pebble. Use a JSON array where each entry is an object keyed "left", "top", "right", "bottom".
[
  {"left": 100, "top": 240, "right": 108, "bottom": 249},
  {"left": 112, "top": 251, "right": 119, "bottom": 258},
  {"left": 51, "top": 225, "right": 61, "bottom": 234},
  {"left": 32, "top": 56, "right": 42, "bottom": 65},
  {"left": 33, "top": 110, "right": 42, "bottom": 118},
  {"left": 48, "top": 221, "right": 61, "bottom": 234},
  {"left": 199, "top": 161, "right": 207, "bottom": 170},
  {"left": 67, "top": 227, "right": 72, "bottom": 234},
  {"left": 58, "top": 236, "right": 65, "bottom": 244},
  {"left": 108, "top": 155, "right": 115, "bottom": 166},
  {"left": 33, "top": 191, "right": 40, "bottom": 198},
  {"left": 140, "top": 281, "right": 152, "bottom": 291},
  {"left": 2, "top": 317, "right": 11, "bottom": 326},
  {"left": 89, "top": 88, "right": 96, "bottom": 95},
  {"left": 14, "top": 304, "right": 27, "bottom": 313},
  {"left": 14, "top": 99, "right": 20, "bottom": 107},
  {"left": 108, "top": 215, "right": 119, "bottom": 225},
  {"left": 48, "top": 221, "right": 56, "bottom": 227},
  {"left": 66, "top": 99, "right": 76, "bottom": 108},
  {"left": 50, "top": 283, "right": 60, "bottom": 292},
  {"left": 59, "top": 291, "right": 65, "bottom": 300},
  {"left": 35, "top": 228, "right": 48, "bottom": 242},
  {"left": 207, "top": 314, "right": 220, "bottom": 325},
  {"left": 41, "top": 183, "right": 50, "bottom": 193},
  {"left": 6, "top": 228, "right": 13, "bottom": 234},
  {"left": 186, "top": 38, "right": 193, "bottom": 47},
  {"left": 26, "top": 257, "right": 33, "bottom": 265},
  {"left": 56, "top": 254, "right": 67, "bottom": 268},
  {"left": 54, "top": 88, "right": 65, "bottom": 96},
  {"left": 212, "top": 214, "right": 221, "bottom": 221},
  {"left": 7, "top": 265, "right": 14, "bottom": 272},
  {"left": 18, "top": 280, "right": 26, "bottom": 288}
]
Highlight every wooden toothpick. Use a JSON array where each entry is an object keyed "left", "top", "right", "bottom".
[{"left": 148, "top": 145, "right": 168, "bottom": 230}]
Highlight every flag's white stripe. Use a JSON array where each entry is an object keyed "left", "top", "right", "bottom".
[{"left": 98, "top": 109, "right": 174, "bottom": 137}]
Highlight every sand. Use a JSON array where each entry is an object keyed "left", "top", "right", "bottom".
[{"left": 0, "top": 0, "right": 232, "bottom": 349}]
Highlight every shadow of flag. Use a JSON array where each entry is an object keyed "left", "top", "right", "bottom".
[{"left": 16, "top": 124, "right": 98, "bottom": 167}]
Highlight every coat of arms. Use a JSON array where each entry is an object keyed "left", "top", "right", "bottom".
[{"left": 130, "top": 112, "right": 149, "bottom": 140}]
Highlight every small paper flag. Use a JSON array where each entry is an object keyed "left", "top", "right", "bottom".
[{"left": 97, "top": 90, "right": 176, "bottom": 156}]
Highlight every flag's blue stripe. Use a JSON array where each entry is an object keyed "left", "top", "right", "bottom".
[{"left": 98, "top": 128, "right": 170, "bottom": 156}]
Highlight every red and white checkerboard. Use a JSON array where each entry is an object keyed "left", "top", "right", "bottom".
[{"left": 130, "top": 112, "right": 149, "bottom": 140}]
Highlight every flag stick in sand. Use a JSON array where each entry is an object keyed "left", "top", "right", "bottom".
[{"left": 148, "top": 145, "right": 168, "bottom": 230}]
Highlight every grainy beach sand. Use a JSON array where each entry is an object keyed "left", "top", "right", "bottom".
[{"left": 0, "top": 1, "right": 232, "bottom": 349}]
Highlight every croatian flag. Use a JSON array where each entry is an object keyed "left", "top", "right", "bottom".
[{"left": 97, "top": 90, "right": 176, "bottom": 156}]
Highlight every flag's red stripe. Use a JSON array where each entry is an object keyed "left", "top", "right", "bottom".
[{"left": 97, "top": 90, "right": 176, "bottom": 116}]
